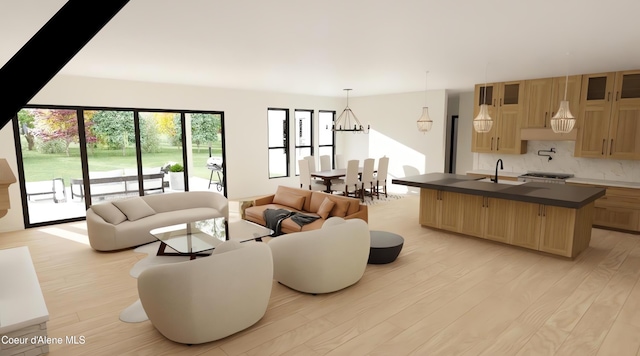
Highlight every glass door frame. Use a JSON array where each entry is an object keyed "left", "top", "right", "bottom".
[{"left": 12, "top": 105, "right": 226, "bottom": 228}]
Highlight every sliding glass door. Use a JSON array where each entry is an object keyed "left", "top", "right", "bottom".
[
  {"left": 80, "top": 109, "right": 138, "bottom": 203},
  {"left": 14, "top": 106, "right": 224, "bottom": 228},
  {"left": 139, "top": 112, "right": 185, "bottom": 192},
  {"left": 186, "top": 113, "right": 224, "bottom": 192},
  {"left": 16, "top": 108, "right": 85, "bottom": 224}
]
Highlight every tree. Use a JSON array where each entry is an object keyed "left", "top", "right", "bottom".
[
  {"left": 90, "top": 110, "right": 135, "bottom": 155},
  {"left": 140, "top": 117, "right": 161, "bottom": 153},
  {"left": 32, "top": 109, "right": 88, "bottom": 156},
  {"left": 18, "top": 109, "right": 36, "bottom": 150},
  {"left": 190, "top": 113, "right": 221, "bottom": 152}
]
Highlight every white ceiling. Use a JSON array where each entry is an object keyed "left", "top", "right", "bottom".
[{"left": 2, "top": 0, "right": 640, "bottom": 97}]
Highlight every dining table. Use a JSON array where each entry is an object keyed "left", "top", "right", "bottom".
[{"left": 311, "top": 168, "right": 369, "bottom": 193}]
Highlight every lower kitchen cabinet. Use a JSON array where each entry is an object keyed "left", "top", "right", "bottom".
[
  {"left": 419, "top": 189, "right": 463, "bottom": 231},
  {"left": 568, "top": 183, "right": 640, "bottom": 233},
  {"left": 511, "top": 200, "right": 541, "bottom": 250},
  {"left": 459, "top": 194, "right": 485, "bottom": 237},
  {"left": 419, "top": 188, "right": 595, "bottom": 258},
  {"left": 440, "top": 191, "right": 461, "bottom": 231},
  {"left": 419, "top": 188, "right": 440, "bottom": 228},
  {"left": 484, "top": 197, "right": 513, "bottom": 244},
  {"left": 539, "top": 204, "right": 592, "bottom": 257}
]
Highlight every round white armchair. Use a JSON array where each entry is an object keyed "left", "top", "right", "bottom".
[
  {"left": 268, "top": 217, "right": 370, "bottom": 294},
  {"left": 137, "top": 241, "right": 273, "bottom": 344}
]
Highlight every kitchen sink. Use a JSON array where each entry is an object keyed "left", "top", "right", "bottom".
[
  {"left": 500, "top": 185, "right": 546, "bottom": 195},
  {"left": 476, "top": 178, "right": 525, "bottom": 185}
]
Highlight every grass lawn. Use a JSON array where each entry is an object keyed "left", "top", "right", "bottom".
[{"left": 21, "top": 142, "right": 223, "bottom": 183}]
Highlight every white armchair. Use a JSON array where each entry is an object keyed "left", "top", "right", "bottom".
[
  {"left": 137, "top": 241, "right": 273, "bottom": 344},
  {"left": 268, "top": 217, "right": 370, "bottom": 294}
]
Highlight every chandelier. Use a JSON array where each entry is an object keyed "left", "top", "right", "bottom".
[
  {"left": 332, "top": 89, "right": 369, "bottom": 133},
  {"left": 473, "top": 63, "right": 493, "bottom": 133},
  {"left": 417, "top": 71, "right": 433, "bottom": 133},
  {"left": 550, "top": 75, "right": 576, "bottom": 133}
]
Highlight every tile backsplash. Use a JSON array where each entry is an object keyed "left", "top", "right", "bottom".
[{"left": 476, "top": 141, "right": 640, "bottom": 182}]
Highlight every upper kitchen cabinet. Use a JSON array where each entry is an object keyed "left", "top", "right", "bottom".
[
  {"left": 523, "top": 75, "right": 581, "bottom": 129},
  {"left": 471, "top": 81, "right": 527, "bottom": 154},
  {"left": 575, "top": 70, "right": 640, "bottom": 160}
]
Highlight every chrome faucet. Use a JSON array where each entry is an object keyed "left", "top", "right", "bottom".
[{"left": 491, "top": 159, "right": 503, "bottom": 183}]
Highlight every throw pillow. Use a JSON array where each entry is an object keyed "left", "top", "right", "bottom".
[
  {"left": 330, "top": 199, "right": 350, "bottom": 218},
  {"left": 112, "top": 197, "right": 156, "bottom": 221},
  {"left": 317, "top": 197, "right": 335, "bottom": 219},
  {"left": 273, "top": 192, "right": 305, "bottom": 210},
  {"left": 90, "top": 202, "right": 127, "bottom": 225}
]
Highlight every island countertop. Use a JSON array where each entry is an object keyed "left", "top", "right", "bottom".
[{"left": 392, "top": 173, "right": 606, "bottom": 209}]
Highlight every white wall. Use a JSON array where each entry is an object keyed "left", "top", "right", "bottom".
[
  {"left": 455, "top": 91, "right": 474, "bottom": 174},
  {"left": 339, "top": 90, "right": 448, "bottom": 194},
  {"left": 0, "top": 75, "right": 450, "bottom": 231}
]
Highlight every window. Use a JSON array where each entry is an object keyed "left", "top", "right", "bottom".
[
  {"left": 294, "top": 109, "right": 313, "bottom": 175},
  {"left": 267, "top": 108, "right": 289, "bottom": 178},
  {"left": 13, "top": 105, "right": 226, "bottom": 228},
  {"left": 318, "top": 111, "right": 336, "bottom": 168}
]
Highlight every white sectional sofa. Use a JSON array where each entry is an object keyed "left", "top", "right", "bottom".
[{"left": 86, "top": 191, "right": 228, "bottom": 251}]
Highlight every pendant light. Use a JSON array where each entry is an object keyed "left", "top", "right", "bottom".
[
  {"left": 551, "top": 54, "right": 575, "bottom": 133},
  {"left": 332, "top": 89, "right": 369, "bottom": 133},
  {"left": 417, "top": 71, "right": 433, "bottom": 133},
  {"left": 473, "top": 64, "right": 493, "bottom": 133}
]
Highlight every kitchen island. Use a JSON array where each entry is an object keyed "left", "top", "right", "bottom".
[{"left": 392, "top": 173, "right": 606, "bottom": 258}]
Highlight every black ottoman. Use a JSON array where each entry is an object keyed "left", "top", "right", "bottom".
[{"left": 368, "top": 230, "right": 404, "bottom": 264}]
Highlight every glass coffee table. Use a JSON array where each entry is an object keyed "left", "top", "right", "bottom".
[{"left": 149, "top": 217, "right": 273, "bottom": 260}]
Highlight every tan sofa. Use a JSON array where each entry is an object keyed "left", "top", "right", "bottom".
[
  {"left": 244, "top": 186, "right": 367, "bottom": 234},
  {"left": 86, "top": 191, "right": 228, "bottom": 251}
]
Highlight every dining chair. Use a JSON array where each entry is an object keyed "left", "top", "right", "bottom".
[
  {"left": 299, "top": 159, "right": 324, "bottom": 191},
  {"left": 374, "top": 156, "right": 389, "bottom": 199},
  {"left": 319, "top": 155, "right": 331, "bottom": 171},
  {"left": 304, "top": 156, "right": 317, "bottom": 173},
  {"left": 331, "top": 160, "right": 360, "bottom": 199},
  {"left": 360, "top": 158, "right": 375, "bottom": 202}
]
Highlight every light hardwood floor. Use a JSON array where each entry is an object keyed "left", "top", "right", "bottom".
[{"left": 1, "top": 194, "right": 640, "bottom": 355}]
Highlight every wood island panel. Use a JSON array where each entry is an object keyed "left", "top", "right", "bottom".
[
  {"left": 440, "top": 191, "right": 461, "bottom": 232},
  {"left": 459, "top": 194, "right": 485, "bottom": 238},
  {"left": 484, "top": 198, "right": 513, "bottom": 244},
  {"left": 510, "top": 200, "right": 542, "bottom": 250},
  {"left": 419, "top": 188, "right": 439, "bottom": 228},
  {"left": 538, "top": 205, "right": 577, "bottom": 257}
]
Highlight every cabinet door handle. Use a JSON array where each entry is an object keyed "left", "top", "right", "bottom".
[
  {"left": 500, "top": 98, "right": 503, "bottom": 107},
  {"left": 601, "top": 139, "right": 605, "bottom": 155},
  {"left": 616, "top": 91, "right": 620, "bottom": 101},
  {"left": 491, "top": 137, "right": 494, "bottom": 151},
  {"left": 610, "top": 139, "right": 614, "bottom": 155},
  {"left": 607, "top": 92, "right": 611, "bottom": 101},
  {"left": 497, "top": 137, "right": 500, "bottom": 151},
  {"left": 493, "top": 99, "right": 496, "bottom": 107},
  {"left": 544, "top": 112, "right": 548, "bottom": 127},
  {"left": 543, "top": 205, "right": 546, "bottom": 217},
  {"left": 486, "top": 198, "right": 489, "bottom": 208}
]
